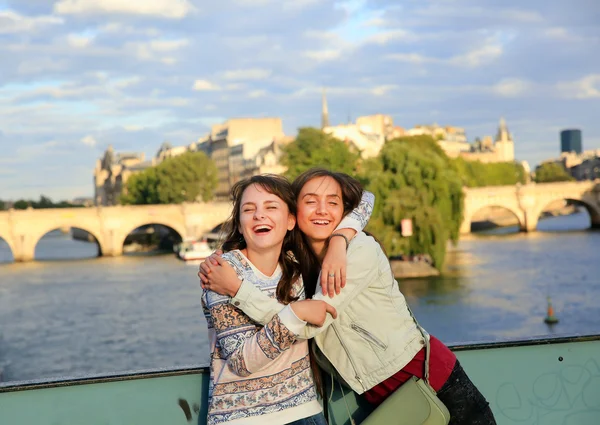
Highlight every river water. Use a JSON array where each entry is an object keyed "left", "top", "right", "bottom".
[{"left": 0, "top": 212, "right": 599, "bottom": 384}]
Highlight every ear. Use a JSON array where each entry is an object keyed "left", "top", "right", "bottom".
[{"left": 287, "top": 213, "right": 296, "bottom": 231}]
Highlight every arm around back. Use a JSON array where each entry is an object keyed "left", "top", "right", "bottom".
[{"left": 291, "top": 233, "right": 381, "bottom": 339}]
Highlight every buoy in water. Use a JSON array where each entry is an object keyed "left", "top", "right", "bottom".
[{"left": 544, "top": 296, "right": 559, "bottom": 324}]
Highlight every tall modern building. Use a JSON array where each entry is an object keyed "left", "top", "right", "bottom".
[{"left": 560, "top": 129, "right": 582, "bottom": 154}]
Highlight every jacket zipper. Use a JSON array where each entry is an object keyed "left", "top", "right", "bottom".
[
  {"left": 332, "top": 324, "right": 365, "bottom": 391},
  {"left": 351, "top": 323, "right": 388, "bottom": 350}
]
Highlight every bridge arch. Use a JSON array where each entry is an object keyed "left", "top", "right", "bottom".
[
  {"left": 0, "top": 231, "right": 15, "bottom": 262},
  {"left": 30, "top": 225, "right": 104, "bottom": 259},
  {"left": 463, "top": 204, "right": 524, "bottom": 233},
  {"left": 532, "top": 196, "right": 600, "bottom": 231},
  {"left": 117, "top": 220, "right": 186, "bottom": 253}
]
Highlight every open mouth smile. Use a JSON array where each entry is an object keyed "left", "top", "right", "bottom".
[
  {"left": 252, "top": 225, "right": 273, "bottom": 235},
  {"left": 311, "top": 219, "right": 331, "bottom": 226}
]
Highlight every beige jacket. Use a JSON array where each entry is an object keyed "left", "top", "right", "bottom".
[{"left": 230, "top": 231, "right": 427, "bottom": 394}]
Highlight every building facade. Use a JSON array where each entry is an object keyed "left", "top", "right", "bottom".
[
  {"left": 459, "top": 118, "right": 515, "bottom": 163},
  {"left": 94, "top": 146, "right": 150, "bottom": 206},
  {"left": 539, "top": 148, "right": 600, "bottom": 181},
  {"left": 193, "top": 117, "right": 286, "bottom": 199},
  {"left": 94, "top": 142, "right": 191, "bottom": 206},
  {"left": 561, "top": 129, "right": 583, "bottom": 154}
]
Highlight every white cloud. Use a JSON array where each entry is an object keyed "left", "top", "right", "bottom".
[
  {"left": 365, "top": 30, "right": 418, "bottom": 45},
  {"left": 223, "top": 68, "right": 272, "bottom": 80},
  {"left": 149, "top": 39, "right": 190, "bottom": 52},
  {"left": 67, "top": 34, "right": 94, "bottom": 48},
  {"left": 385, "top": 52, "right": 434, "bottom": 65},
  {"left": 0, "top": 10, "right": 63, "bottom": 34},
  {"left": 450, "top": 44, "right": 503, "bottom": 67},
  {"left": 556, "top": 74, "right": 600, "bottom": 99},
  {"left": 387, "top": 43, "right": 503, "bottom": 68},
  {"left": 491, "top": 78, "right": 533, "bottom": 97},
  {"left": 248, "top": 90, "right": 267, "bottom": 98},
  {"left": 193, "top": 80, "right": 221, "bottom": 91},
  {"left": 543, "top": 27, "right": 597, "bottom": 43},
  {"left": 371, "top": 85, "right": 398, "bottom": 96},
  {"left": 234, "top": 0, "right": 318, "bottom": 10},
  {"left": 123, "top": 125, "right": 143, "bottom": 132},
  {"left": 304, "top": 49, "right": 342, "bottom": 61},
  {"left": 54, "top": 0, "right": 193, "bottom": 19},
  {"left": 81, "top": 135, "right": 97, "bottom": 147}
]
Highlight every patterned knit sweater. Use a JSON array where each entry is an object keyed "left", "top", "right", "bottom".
[{"left": 202, "top": 250, "right": 320, "bottom": 425}]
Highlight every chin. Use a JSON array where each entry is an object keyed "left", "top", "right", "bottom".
[{"left": 306, "top": 230, "right": 333, "bottom": 241}]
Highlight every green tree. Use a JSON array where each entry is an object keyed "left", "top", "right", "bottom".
[
  {"left": 0, "top": 199, "right": 5, "bottom": 210},
  {"left": 534, "top": 162, "right": 574, "bottom": 183},
  {"left": 13, "top": 200, "right": 29, "bottom": 209},
  {"left": 361, "top": 136, "right": 464, "bottom": 269},
  {"left": 121, "top": 151, "right": 218, "bottom": 205},
  {"left": 282, "top": 127, "right": 361, "bottom": 179},
  {"left": 452, "top": 158, "right": 526, "bottom": 187}
]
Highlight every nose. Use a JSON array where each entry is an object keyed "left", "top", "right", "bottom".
[
  {"left": 316, "top": 200, "right": 327, "bottom": 215},
  {"left": 254, "top": 208, "right": 265, "bottom": 220}
]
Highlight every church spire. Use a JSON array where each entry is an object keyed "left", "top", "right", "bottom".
[
  {"left": 495, "top": 116, "right": 513, "bottom": 142},
  {"left": 321, "top": 88, "right": 330, "bottom": 129}
]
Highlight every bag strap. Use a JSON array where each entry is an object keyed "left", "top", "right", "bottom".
[{"left": 404, "top": 301, "right": 432, "bottom": 389}]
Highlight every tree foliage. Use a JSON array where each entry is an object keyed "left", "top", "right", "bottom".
[
  {"left": 360, "top": 136, "right": 464, "bottom": 269},
  {"left": 452, "top": 158, "right": 526, "bottom": 187},
  {"left": 534, "top": 162, "right": 574, "bottom": 183},
  {"left": 281, "top": 127, "right": 361, "bottom": 179},
  {"left": 121, "top": 151, "right": 218, "bottom": 205},
  {"left": 8, "top": 196, "right": 84, "bottom": 210}
]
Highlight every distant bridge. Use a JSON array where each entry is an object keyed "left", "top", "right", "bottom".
[
  {"left": 0, "top": 203, "right": 231, "bottom": 262},
  {"left": 461, "top": 180, "right": 600, "bottom": 234},
  {"left": 1, "top": 180, "right": 599, "bottom": 262}
]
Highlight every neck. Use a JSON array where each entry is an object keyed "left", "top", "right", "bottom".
[
  {"left": 243, "top": 244, "right": 282, "bottom": 276},
  {"left": 310, "top": 240, "right": 327, "bottom": 263}
]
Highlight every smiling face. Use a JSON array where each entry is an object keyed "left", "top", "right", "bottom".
[
  {"left": 296, "top": 176, "right": 344, "bottom": 251},
  {"left": 238, "top": 183, "right": 296, "bottom": 253}
]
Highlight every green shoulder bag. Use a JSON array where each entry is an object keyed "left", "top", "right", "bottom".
[{"left": 360, "top": 305, "right": 450, "bottom": 425}]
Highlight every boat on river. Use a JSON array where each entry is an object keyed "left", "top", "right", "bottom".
[
  {"left": 1, "top": 334, "right": 599, "bottom": 424},
  {"left": 175, "top": 239, "right": 213, "bottom": 262}
]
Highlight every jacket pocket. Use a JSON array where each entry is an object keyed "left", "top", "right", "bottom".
[{"left": 350, "top": 323, "right": 387, "bottom": 350}]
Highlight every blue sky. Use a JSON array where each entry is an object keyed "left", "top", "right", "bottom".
[{"left": 1, "top": 0, "right": 599, "bottom": 201}]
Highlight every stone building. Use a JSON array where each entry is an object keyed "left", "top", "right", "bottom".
[
  {"left": 94, "top": 142, "right": 190, "bottom": 206},
  {"left": 538, "top": 149, "right": 600, "bottom": 181},
  {"left": 321, "top": 91, "right": 402, "bottom": 159},
  {"left": 459, "top": 118, "right": 515, "bottom": 163},
  {"left": 406, "top": 123, "right": 471, "bottom": 157},
  {"left": 94, "top": 146, "right": 150, "bottom": 206},
  {"left": 192, "top": 117, "right": 286, "bottom": 199}
]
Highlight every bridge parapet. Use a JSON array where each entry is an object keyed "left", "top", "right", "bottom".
[
  {"left": 461, "top": 180, "right": 600, "bottom": 234},
  {"left": 0, "top": 202, "right": 232, "bottom": 262}
]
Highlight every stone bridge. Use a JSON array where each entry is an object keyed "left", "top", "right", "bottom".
[
  {"left": 0, "top": 202, "right": 231, "bottom": 262},
  {"left": 461, "top": 180, "right": 600, "bottom": 234},
  {"left": 2, "top": 180, "right": 599, "bottom": 262}
]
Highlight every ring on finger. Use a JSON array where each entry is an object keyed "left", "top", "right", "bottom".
[{"left": 328, "top": 272, "right": 335, "bottom": 277}]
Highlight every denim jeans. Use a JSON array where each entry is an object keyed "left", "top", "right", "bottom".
[
  {"left": 437, "top": 360, "right": 497, "bottom": 424},
  {"left": 286, "top": 412, "right": 328, "bottom": 425}
]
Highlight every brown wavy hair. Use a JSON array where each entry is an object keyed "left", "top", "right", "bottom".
[
  {"left": 291, "top": 168, "right": 363, "bottom": 298},
  {"left": 221, "top": 174, "right": 301, "bottom": 304}
]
